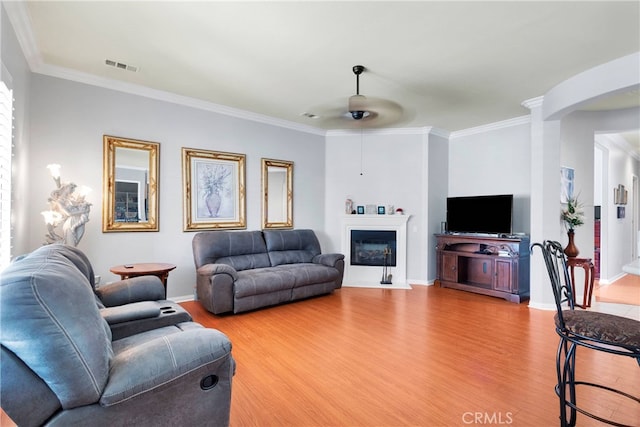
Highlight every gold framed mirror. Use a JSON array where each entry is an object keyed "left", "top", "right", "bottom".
[
  {"left": 261, "top": 158, "right": 293, "bottom": 229},
  {"left": 102, "top": 135, "right": 159, "bottom": 232}
]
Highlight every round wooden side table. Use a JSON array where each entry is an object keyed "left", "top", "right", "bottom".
[{"left": 109, "top": 263, "right": 176, "bottom": 298}]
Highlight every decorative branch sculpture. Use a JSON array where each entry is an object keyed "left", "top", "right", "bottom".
[{"left": 41, "top": 164, "right": 91, "bottom": 247}]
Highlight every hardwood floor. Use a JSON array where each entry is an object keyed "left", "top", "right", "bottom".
[
  {"left": 181, "top": 285, "right": 640, "bottom": 426},
  {"left": 595, "top": 273, "right": 640, "bottom": 306},
  {"left": 3, "top": 285, "right": 637, "bottom": 426}
]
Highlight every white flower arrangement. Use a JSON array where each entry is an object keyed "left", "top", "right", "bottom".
[{"left": 561, "top": 196, "right": 584, "bottom": 231}]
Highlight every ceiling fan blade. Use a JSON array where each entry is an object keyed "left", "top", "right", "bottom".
[
  {"left": 305, "top": 64, "right": 412, "bottom": 129},
  {"left": 363, "top": 97, "right": 404, "bottom": 120},
  {"left": 309, "top": 95, "right": 409, "bottom": 129}
]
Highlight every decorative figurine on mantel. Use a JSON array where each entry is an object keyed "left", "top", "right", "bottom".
[
  {"left": 41, "top": 164, "right": 92, "bottom": 247},
  {"left": 380, "top": 247, "right": 393, "bottom": 285},
  {"left": 345, "top": 198, "right": 354, "bottom": 214}
]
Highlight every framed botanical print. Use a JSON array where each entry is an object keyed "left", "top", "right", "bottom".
[
  {"left": 182, "top": 147, "right": 246, "bottom": 230},
  {"left": 560, "top": 166, "right": 574, "bottom": 203}
]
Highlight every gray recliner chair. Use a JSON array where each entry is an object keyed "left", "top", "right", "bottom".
[
  {"left": 39, "top": 244, "right": 192, "bottom": 340},
  {"left": 1, "top": 244, "right": 235, "bottom": 426}
]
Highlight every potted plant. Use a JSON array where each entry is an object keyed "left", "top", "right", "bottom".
[{"left": 561, "top": 196, "right": 584, "bottom": 257}]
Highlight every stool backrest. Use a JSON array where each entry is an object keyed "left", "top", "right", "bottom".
[{"left": 532, "top": 240, "right": 575, "bottom": 327}]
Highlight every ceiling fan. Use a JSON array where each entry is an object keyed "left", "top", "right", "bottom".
[
  {"left": 308, "top": 65, "right": 406, "bottom": 129},
  {"left": 348, "top": 65, "right": 369, "bottom": 120}
]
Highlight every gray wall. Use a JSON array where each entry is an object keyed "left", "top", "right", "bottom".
[
  {"left": 324, "top": 130, "right": 429, "bottom": 283},
  {"left": 25, "top": 74, "right": 325, "bottom": 298},
  {"left": 448, "top": 122, "right": 532, "bottom": 235}
]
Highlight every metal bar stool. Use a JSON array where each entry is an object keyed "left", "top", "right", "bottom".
[{"left": 533, "top": 240, "right": 640, "bottom": 427}]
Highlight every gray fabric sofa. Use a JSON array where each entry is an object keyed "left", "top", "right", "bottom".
[
  {"left": 1, "top": 244, "right": 235, "bottom": 426},
  {"left": 192, "top": 229, "right": 345, "bottom": 314}
]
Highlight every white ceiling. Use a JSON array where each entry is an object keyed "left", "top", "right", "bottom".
[{"left": 5, "top": 1, "right": 640, "bottom": 137}]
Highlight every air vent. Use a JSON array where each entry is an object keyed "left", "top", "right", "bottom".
[
  {"left": 105, "top": 59, "right": 138, "bottom": 72},
  {"left": 301, "top": 112, "right": 319, "bottom": 119}
]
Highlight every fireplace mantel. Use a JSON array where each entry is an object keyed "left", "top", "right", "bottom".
[{"left": 341, "top": 215, "right": 411, "bottom": 287}]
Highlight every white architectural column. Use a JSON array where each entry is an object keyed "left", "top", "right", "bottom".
[{"left": 523, "top": 96, "right": 562, "bottom": 309}]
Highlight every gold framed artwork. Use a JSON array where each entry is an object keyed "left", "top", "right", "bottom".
[
  {"left": 182, "top": 148, "right": 246, "bottom": 231},
  {"left": 261, "top": 158, "right": 293, "bottom": 229},
  {"left": 102, "top": 135, "right": 159, "bottom": 232}
]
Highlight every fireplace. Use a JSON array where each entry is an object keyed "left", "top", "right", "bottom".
[
  {"left": 341, "top": 214, "right": 410, "bottom": 287},
  {"left": 350, "top": 230, "right": 396, "bottom": 267}
]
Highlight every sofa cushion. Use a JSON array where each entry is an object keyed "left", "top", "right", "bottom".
[
  {"left": 111, "top": 322, "right": 204, "bottom": 353},
  {"left": 263, "top": 229, "right": 322, "bottom": 266},
  {"left": 284, "top": 263, "right": 341, "bottom": 287},
  {"left": 193, "top": 230, "right": 270, "bottom": 271},
  {"left": 0, "top": 244, "right": 112, "bottom": 409},
  {"left": 233, "top": 267, "right": 297, "bottom": 298}
]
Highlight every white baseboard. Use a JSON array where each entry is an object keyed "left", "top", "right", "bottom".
[
  {"left": 171, "top": 294, "right": 195, "bottom": 303},
  {"left": 407, "top": 279, "right": 434, "bottom": 287},
  {"left": 527, "top": 301, "right": 556, "bottom": 311}
]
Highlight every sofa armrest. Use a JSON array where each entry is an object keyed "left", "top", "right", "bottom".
[
  {"left": 312, "top": 253, "right": 345, "bottom": 268},
  {"left": 197, "top": 263, "right": 238, "bottom": 281},
  {"left": 196, "top": 264, "right": 237, "bottom": 314},
  {"left": 96, "top": 276, "right": 165, "bottom": 307},
  {"left": 101, "top": 328, "right": 233, "bottom": 407},
  {"left": 100, "top": 302, "right": 161, "bottom": 325}
]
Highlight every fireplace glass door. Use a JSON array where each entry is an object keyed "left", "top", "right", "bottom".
[{"left": 350, "top": 230, "right": 397, "bottom": 266}]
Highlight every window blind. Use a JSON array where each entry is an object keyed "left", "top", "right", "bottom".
[{"left": 0, "top": 81, "right": 13, "bottom": 271}]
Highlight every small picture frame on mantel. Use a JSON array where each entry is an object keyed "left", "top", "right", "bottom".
[
  {"left": 377, "top": 206, "right": 385, "bottom": 215},
  {"left": 357, "top": 206, "right": 365, "bottom": 215}
]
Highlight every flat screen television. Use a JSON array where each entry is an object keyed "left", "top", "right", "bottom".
[{"left": 446, "top": 194, "right": 513, "bottom": 235}]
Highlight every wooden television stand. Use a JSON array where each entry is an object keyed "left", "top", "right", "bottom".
[{"left": 435, "top": 233, "right": 530, "bottom": 303}]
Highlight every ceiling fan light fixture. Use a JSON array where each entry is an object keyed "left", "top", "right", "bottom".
[{"left": 349, "top": 94, "right": 369, "bottom": 120}]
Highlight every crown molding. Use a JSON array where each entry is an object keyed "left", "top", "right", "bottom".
[
  {"left": 3, "top": 1, "right": 42, "bottom": 71},
  {"left": 429, "top": 127, "right": 450, "bottom": 139},
  {"left": 596, "top": 132, "right": 640, "bottom": 161},
  {"left": 521, "top": 96, "right": 544, "bottom": 110},
  {"left": 35, "top": 63, "right": 329, "bottom": 136},
  {"left": 326, "top": 126, "right": 452, "bottom": 138},
  {"left": 449, "top": 115, "right": 531, "bottom": 139}
]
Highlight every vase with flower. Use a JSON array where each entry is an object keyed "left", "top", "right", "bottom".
[
  {"left": 200, "top": 164, "right": 231, "bottom": 218},
  {"left": 561, "top": 195, "right": 584, "bottom": 257}
]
